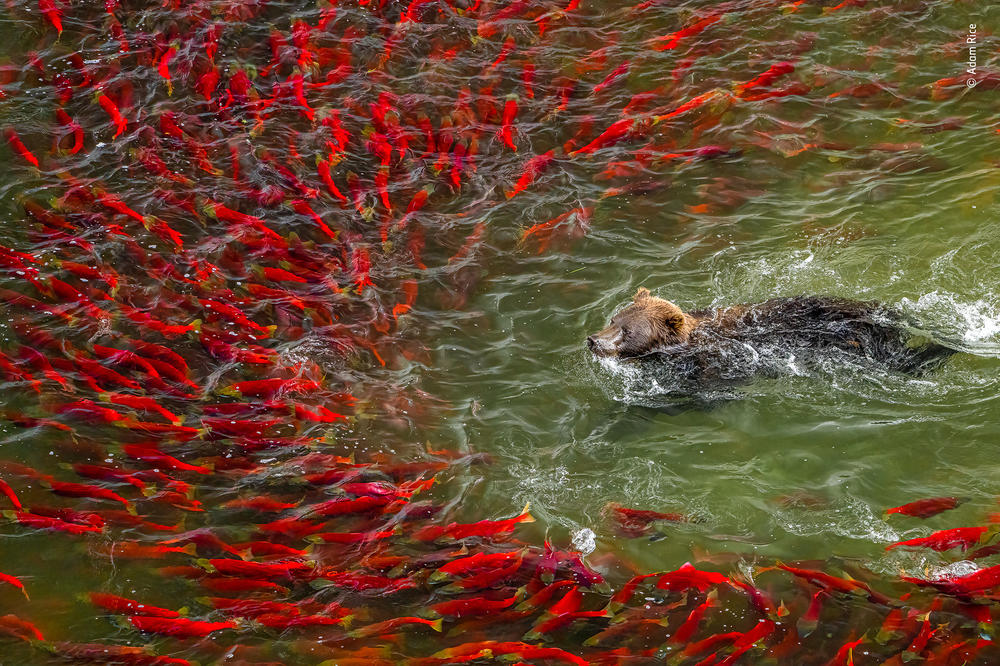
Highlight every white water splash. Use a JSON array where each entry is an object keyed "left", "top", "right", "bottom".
[
  {"left": 900, "top": 291, "right": 1000, "bottom": 344},
  {"left": 927, "top": 559, "right": 980, "bottom": 580},
  {"left": 777, "top": 497, "right": 901, "bottom": 544},
  {"left": 572, "top": 527, "right": 596, "bottom": 555}
]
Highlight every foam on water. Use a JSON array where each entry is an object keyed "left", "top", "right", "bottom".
[
  {"left": 572, "top": 527, "right": 597, "bottom": 555},
  {"left": 900, "top": 291, "right": 1000, "bottom": 351},
  {"left": 776, "top": 496, "right": 901, "bottom": 544}
]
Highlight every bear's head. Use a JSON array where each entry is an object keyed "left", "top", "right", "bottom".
[{"left": 587, "top": 287, "right": 695, "bottom": 358}]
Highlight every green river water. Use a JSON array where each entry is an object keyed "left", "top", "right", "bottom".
[{"left": 0, "top": 0, "right": 997, "bottom": 662}]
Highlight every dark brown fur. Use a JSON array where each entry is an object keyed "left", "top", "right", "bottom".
[{"left": 588, "top": 288, "right": 954, "bottom": 386}]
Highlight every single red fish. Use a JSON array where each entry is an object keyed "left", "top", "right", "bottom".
[
  {"left": 71, "top": 464, "right": 145, "bottom": 492},
  {"left": 741, "top": 83, "right": 811, "bottom": 101},
  {"left": 0, "top": 571, "right": 28, "bottom": 599},
  {"left": 199, "top": 578, "right": 289, "bottom": 595},
  {"left": 221, "top": 377, "right": 321, "bottom": 398},
  {"left": 520, "top": 206, "right": 592, "bottom": 254},
  {"left": 202, "top": 417, "right": 280, "bottom": 438},
  {"left": 886, "top": 526, "right": 992, "bottom": 552},
  {"left": 223, "top": 496, "right": 298, "bottom": 512},
  {"left": 101, "top": 392, "right": 180, "bottom": 424},
  {"left": 796, "top": 588, "right": 826, "bottom": 637},
  {"left": 507, "top": 150, "right": 555, "bottom": 199},
  {"left": 290, "top": 199, "right": 337, "bottom": 239},
  {"left": 605, "top": 502, "right": 687, "bottom": 537},
  {"left": 522, "top": 61, "right": 536, "bottom": 98},
  {"left": 309, "top": 529, "right": 396, "bottom": 545},
  {"left": 157, "top": 46, "right": 177, "bottom": 94},
  {"left": 903, "top": 563, "right": 1000, "bottom": 595},
  {"left": 6, "top": 510, "right": 103, "bottom": 535},
  {"left": 237, "top": 541, "right": 308, "bottom": 558},
  {"left": 605, "top": 571, "right": 661, "bottom": 612},
  {"left": 655, "top": 90, "right": 730, "bottom": 123},
  {"left": 432, "top": 641, "right": 588, "bottom": 666},
  {"left": 568, "top": 117, "right": 636, "bottom": 156},
  {"left": 431, "top": 591, "right": 523, "bottom": 618},
  {"left": 117, "top": 419, "right": 200, "bottom": 440},
  {"left": 734, "top": 61, "right": 795, "bottom": 96},
  {"left": 27, "top": 505, "right": 101, "bottom": 531},
  {"left": 649, "top": 14, "right": 721, "bottom": 51},
  {"left": 203, "top": 558, "right": 314, "bottom": 579},
  {"left": 487, "top": 37, "right": 516, "bottom": 72},
  {"left": 199, "top": 298, "right": 273, "bottom": 335},
  {"left": 320, "top": 570, "right": 417, "bottom": 594},
  {"left": 290, "top": 73, "right": 315, "bottom": 120},
  {"left": 0, "top": 479, "right": 22, "bottom": 510},
  {"left": 255, "top": 613, "right": 348, "bottom": 630},
  {"left": 48, "top": 480, "right": 130, "bottom": 506},
  {"left": 656, "top": 563, "right": 730, "bottom": 593},
  {"left": 497, "top": 96, "right": 518, "bottom": 151},
  {"left": 823, "top": 0, "right": 866, "bottom": 12},
  {"left": 201, "top": 597, "right": 302, "bottom": 618},
  {"left": 886, "top": 496, "right": 963, "bottom": 519},
  {"left": 593, "top": 61, "right": 630, "bottom": 95},
  {"left": 96, "top": 191, "right": 145, "bottom": 224},
  {"left": 5, "top": 129, "right": 39, "bottom": 167},
  {"left": 154, "top": 529, "right": 239, "bottom": 560},
  {"left": 90, "top": 592, "right": 179, "bottom": 618},
  {"left": 304, "top": 496, "right": 390, "bottom": 519},
  {"left": 39, "top": 0, "right": 62, "bottom": 33},
  {"left": 772, "top": 563, "right": 888, "bottom": 603},
  {"left": 670, "top": 592, "right": 717, "bottom": 643},
  {"left": 97, "top": 94, "right": 127, "bottom": 138},
  {"left": 317, "top": 159, "right": 348, "bottom": 205},
  {"left": 123, "top": 445, "right": 211, "bottom": 474},
  {"left": 420, "top": 505, "right": 534, "bottom": 541},
  {"left": 100, "top": 541, "right": 195, "bottom": 560},
  {"left": 350, "top": 616, "right": 442, "bottom": 638},
  {"left": 0, "top": 614, "right": 43, "bottom": 641},
  {"left": 129, "top": 615, "right": 236, "bottom": 638},
  {"left": 396, "top": 186, "right": 431, "bottom": 234}
]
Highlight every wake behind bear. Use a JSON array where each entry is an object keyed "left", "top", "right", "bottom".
[{"left": 587, "top": 287, "right": 955, "bottom": 392}]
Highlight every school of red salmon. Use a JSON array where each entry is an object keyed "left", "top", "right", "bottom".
[{"left": 0, "top": 0, "right": 996, "bottom": 663}]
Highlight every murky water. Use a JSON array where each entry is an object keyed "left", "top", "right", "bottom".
[{"left": 0, "top": 0, "right": 997, "bottom": 662}]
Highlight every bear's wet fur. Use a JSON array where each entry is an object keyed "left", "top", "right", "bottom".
[{"left": 588, "top": 287, "right": 954, "bottom": 388}]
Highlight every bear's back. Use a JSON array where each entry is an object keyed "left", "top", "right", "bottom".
[{"left": 648, "top": 296, "right": 951, "bottom": 388}]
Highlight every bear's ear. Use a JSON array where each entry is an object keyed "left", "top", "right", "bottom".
[
  {"left": 634, "top": 287, "right": 651, "bottom": 302},
  {"left": 664, "top": 310, "right": 686, "bottom": 332}
]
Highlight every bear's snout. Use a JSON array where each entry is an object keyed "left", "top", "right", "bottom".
[{"left": 587, "top": 328, "right": 620, "bottom": 357}]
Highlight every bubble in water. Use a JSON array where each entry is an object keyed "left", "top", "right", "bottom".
[{"left": 572, "top": 527, "right": 596, "bottom": 555}]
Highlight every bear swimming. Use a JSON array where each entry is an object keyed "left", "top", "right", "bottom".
[{"left": 587, "top": 287, "right": 954, "bottom": 390}]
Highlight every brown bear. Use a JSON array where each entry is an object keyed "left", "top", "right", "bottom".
[{"left": 587, "top": 287, "right": 954, "bottom": 386}]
